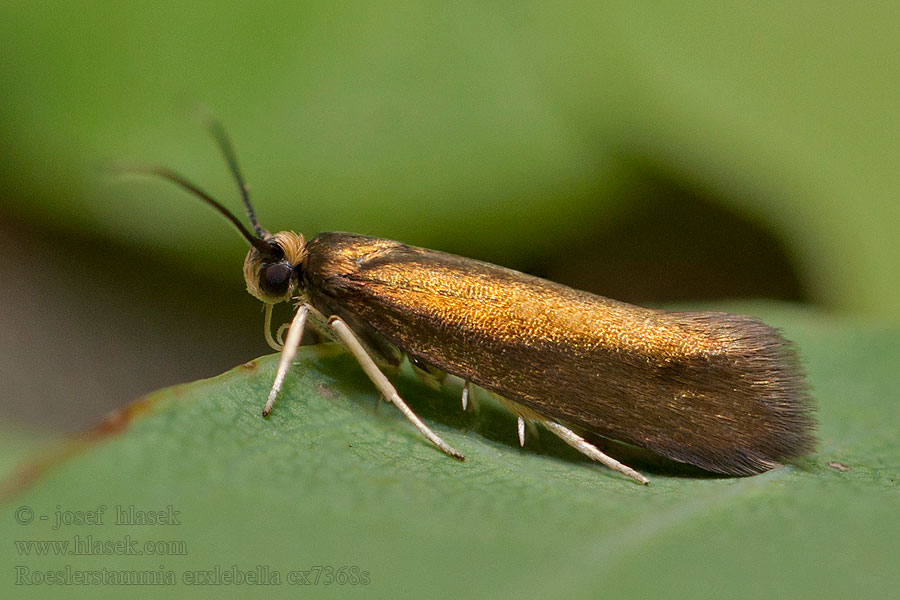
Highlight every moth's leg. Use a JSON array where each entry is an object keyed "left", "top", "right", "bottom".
[
  {"left": 327, "top": 316, "right": 465, "bottom": 461},
  {"left": 262, "top": 304, "right": 309, "bottom": 417},
  {"left": 495, "top": 395, "right": 646, "bottom": 484},
  {"left": 460, "top": 381, "right": 480, "bottom": 413},
  {"left": 492, "top": 395, "right": 540, "bottom": 446},
  {"left": 307, "top": 301, "right": 403, "bottom": 373},
  {"left": 542, "top": 421, "right": 650, "bottom": 485}
]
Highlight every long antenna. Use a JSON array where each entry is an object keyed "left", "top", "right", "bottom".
[
  {"left": 108, "top": 163, "right": 275, "bottom": 257},
  {"left": 203, "top": 117, "right": 266, "bottom": 239}
]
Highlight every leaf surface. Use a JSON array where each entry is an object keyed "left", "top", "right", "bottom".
[{"left": 2, "top": 306, "right": 897, "bottom": 598}]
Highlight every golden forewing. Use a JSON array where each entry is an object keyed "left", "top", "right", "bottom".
[{"left": 304, "top": 233, "right": 815, "bottom": 474}]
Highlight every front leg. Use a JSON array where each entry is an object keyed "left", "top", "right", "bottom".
[{"left": 263, "top": 304, "right": 309, "bottom": 416}]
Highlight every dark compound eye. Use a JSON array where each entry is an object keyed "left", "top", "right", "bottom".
[{"left": 259, "top": 263, "right": 292, "bottom": 296}]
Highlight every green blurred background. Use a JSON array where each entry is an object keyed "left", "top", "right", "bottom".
[{"left": 1, "top": 1, "right": 898, "bottom": 434}]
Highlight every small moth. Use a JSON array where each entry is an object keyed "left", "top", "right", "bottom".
[{"left": 121, "top": 120, "right": 815, "bottom": 485}]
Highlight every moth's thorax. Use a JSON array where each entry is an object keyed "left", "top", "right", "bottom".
[{"left": 243, "top": 230, "right": 308, "bottom": 304}]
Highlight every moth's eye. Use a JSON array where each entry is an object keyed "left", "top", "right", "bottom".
[{"left": 259, "top": 263, "right": 292, "bottom": 296}]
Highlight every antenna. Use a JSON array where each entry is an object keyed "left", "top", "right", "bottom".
[
  {"left": 202, "top": 117, "right": 267, "bottom": 239},
  {"left": 107, "top": 163, "right": 275, "bottom": 257}
]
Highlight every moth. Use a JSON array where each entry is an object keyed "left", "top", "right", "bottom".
[{"left": 121, "top": 120, "right": 815, "bottom": 485}]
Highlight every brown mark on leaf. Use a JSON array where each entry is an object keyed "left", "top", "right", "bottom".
[
  {"left": 316, "top": 382, "right": 335, "bottom": 398},
  {"left": 0, "top": 393, "right": 160, "bottom": 503}
]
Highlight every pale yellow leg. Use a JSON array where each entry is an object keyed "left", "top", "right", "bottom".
[
  {"left": 542, "top": 420, "right": 649, "bottom": 485},
  {"left": 262, "top": 304, "right": 309, "bottom": 417},
  {"left": 328, "top": 316, "right": 464, "bottom": 461}
]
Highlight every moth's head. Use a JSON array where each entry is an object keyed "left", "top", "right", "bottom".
[
  {"left": 243, "top": 230, "right": 308, "bottom": 304},
  {"left": 110, "top": 118, "right": 312, "bottom": 306}
]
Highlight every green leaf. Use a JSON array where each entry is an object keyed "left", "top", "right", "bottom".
[{"left": 2, "top": 305, "right": 898, "bottom": 598}]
